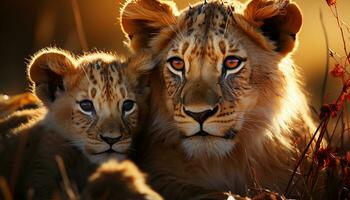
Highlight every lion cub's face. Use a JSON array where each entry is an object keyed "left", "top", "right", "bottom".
[
  {"left": 60, "top": 56, "right": 138, "bottom": 163},
  {"left": 29, "top": 49, "right": 151, "bottom": 163}
]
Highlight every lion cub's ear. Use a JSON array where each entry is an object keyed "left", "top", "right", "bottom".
[
  {"left": 28, "top": 48, "right": 76, "bottom": 105},
  {"left": 120, "top": 0, "right": 178, "bottom": 52},
  {"left": 244, "top": 0, "right": 302, "bottom": 55}
]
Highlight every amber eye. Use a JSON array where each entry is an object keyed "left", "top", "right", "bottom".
[
  {"left": 223, "top": 56, "right": 242, "bottom": 70},
  {"left": 167, "top": 57, "right": 185, "bottom": 71}
]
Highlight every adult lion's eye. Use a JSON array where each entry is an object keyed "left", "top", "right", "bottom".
[
  {"left": 223, "top": 56, "right": 241, "bottom": 70},
  {"left": 78, "top": 100, "right": 95, "bottom": 115},
  {"left": 122, "top": 100, "right": 135, "bottom": 114},
  {"left": 167, "top": 57, "right": 185, "bottom": 71}
]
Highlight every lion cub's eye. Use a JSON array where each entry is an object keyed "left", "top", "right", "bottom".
[
  {"left": 223, "top": 56, "right": 242, "bottom": 70},
  {"left": 167, "top": 57, "right": 185, "bottom": 71},
  {"left": 122, "top": 100, "right": 135, "bottom": 115},
  {"left": 78, "top": 100, "right": 95, "bottom": 115}
]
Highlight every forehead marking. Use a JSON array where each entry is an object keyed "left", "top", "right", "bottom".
[
  {"left": 99, "top": 63, "right": 115, "bottom": 101},
  {"left": 228, "top": 49, "right": 239, "bottom": 54},
  {"left": 110, "top": 61, "right": 117, "bottom": 72},
  {"left": 88, "top": 68, "right": 98, "bottom": 85},
  {"left": 190, "top": 43, "right": 198, "bottom": 55},
  {"left": 181, "top": 42, "right": 189, "bottom": 55},
  {"left": 219, "top": 40, "right": 226, "bottom": 55},
  {"left": 184, "top": 2, "right": 234, "bottom": 40},
  {"left": 117, "top": 71, "right": 122, "bottom": 84},
  {"left": 120, "top": 87, "right": 126, "bottom": 99},
  {"left": 95, "top": 60, "right": 101, "bottom": 70},
  {"left": 171, "top": 49, "right": 179, "bottom": 54},
  {"left": 90, "top": 88, "right": 97, "bottom": 98}
]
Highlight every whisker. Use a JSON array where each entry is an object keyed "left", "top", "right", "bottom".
[
  {"left": 223, "top": 0, "right": 231, "bottom": 35},
  {"left": 81, "top": 65, "right": 93, "bottom": 86}
]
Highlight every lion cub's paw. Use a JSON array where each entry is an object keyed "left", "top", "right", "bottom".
[{"left": 82, "top": 159, "right": 163, "bottom": 200}]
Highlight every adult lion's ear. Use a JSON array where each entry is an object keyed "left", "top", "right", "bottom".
[
  {"left": 120, "top": 0, "right": 178, "bottom": 52},
  {"left": 28, "top": 48, "right": 76, "bottom": 105},
  {"left": 244, "top": 0, "right": 302, "bottom": 55}
]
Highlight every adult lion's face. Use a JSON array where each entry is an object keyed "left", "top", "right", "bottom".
[
  {"left": 121, "top": 0, "right": 302, "bottom": 158},
  {"left": 163, "top": 32, "right": 257, "bottom": 157}
]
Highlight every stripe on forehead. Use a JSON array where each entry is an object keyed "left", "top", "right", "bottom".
[
  {"left": 184, "top": 2, "right": 231, "bottom": 41},
  {"left": 181, "top": 42, "right": 189, "bottom": 55},
  {"left": 119, "top": 86, "right": 127, "bottom": 99},
  {"left": 86, "top": 61, "right": 120, "bottom": 101}
]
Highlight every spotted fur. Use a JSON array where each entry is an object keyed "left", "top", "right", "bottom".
[
  {"left": 121, "top": 0, "right": 324, "bottom": 199},
  {"left": 0, "top": 48, "right": 153, "bottom": 199},
  {"left": 28, "top": 48, "right": 152, "bottom": 163}
]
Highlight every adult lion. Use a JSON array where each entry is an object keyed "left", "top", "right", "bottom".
[{"left": 121, "top": 0, "right": 320, "bottom": 199}]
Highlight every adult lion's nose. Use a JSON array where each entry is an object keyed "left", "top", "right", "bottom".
[{"left": 183, "top": 105, "right": 219, "bottom": 124}]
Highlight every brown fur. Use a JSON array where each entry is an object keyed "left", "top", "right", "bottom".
[
  {"left": 121, "top": 0, "right": 323, "bottom": 199},
  {"left": 0, "top": 107, "right": 45, "bottom": 137},
  {"left": 82, "top": 159, "right": 163, "bottom": 200},
  {"left": 0, "top": 123, "right": 96, "bottom": 200},
  {"left": 0, "top": 48, "right": 154, "bottom": 199}
]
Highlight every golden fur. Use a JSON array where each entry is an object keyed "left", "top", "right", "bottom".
[
  {"left": 121, "top": 0, "right": 322, "bottom": 198},
  {"left": 0, "top": 92, "right": 41, "bottom": 119},
  {"left": 27, "top": 48, "right": 152, "bottom": 163},
  {"left": 0, "top": 48, "right": 154, "bottom": 199},
  {"left": 82, "top": 159, "right": 163, "bottom": 200}
]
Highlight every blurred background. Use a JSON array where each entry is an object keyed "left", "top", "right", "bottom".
[{"left": 0, "top": 0, "right": 349, "bottom": 109}]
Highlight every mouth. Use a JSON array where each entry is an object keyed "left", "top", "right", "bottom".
[
  {"left": 184, "top": 129, "right": 237, "bottom": 139},
  {"left": 91, "top": 148, "right": 127, "bottom": 155}
]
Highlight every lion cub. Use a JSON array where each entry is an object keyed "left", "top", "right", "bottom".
[{"left": 0, "top": 48, "right": 156, "bottom": 199}]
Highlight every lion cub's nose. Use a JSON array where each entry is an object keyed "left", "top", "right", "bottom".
[
  {"left": 184, "top": 106, "right": 219, "bottom": 124},
  {"left": 100, "top": 135, "right": 122, "bottom": 145}
]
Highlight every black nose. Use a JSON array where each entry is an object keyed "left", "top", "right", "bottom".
[
  {"left": 100, "top": 135, "right": 122, "bottom": 145},
  {"left": 184, "top": 106, "right": 219, "bottom": 124}
]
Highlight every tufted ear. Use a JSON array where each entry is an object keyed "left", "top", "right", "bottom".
[
  {"left": 244, "top": 0, "right": 302, "bottom": 55},
  {"left": 120, "top": 0, "right": 178, "bottom": 52},
  {"left": 28, "top": 48, "right": 76, "bottom": 105}
]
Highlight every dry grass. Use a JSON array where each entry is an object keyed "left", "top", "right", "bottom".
[{"left": 282, "top": 0, "right": 350, "bottom": 199}]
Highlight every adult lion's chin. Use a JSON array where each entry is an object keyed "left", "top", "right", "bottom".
[{"left": 181, "top": 136, "right": 235, "bottom": 159}]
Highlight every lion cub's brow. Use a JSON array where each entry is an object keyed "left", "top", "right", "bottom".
[{"left": 79, "top": 57, "right": 130, "bottom": 101}]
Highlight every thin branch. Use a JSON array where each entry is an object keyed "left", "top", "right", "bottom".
[
  {"left": 340, "top": 110, "right": 345, "bottom": 152},
  {"left": 320, "top": 9, "right": 330, "bottom": 106},
  {"left": 284, "top": 118, "right": 326, "bottom": 196},
  {"left": 305, "top": 119, "right": 329, "bottom": 195},
  {"left": 55, "top": 156, "right": 78, "bottom": 200},
  {"left": 0, "top": 177, "right": 12, "bottom": 200},
  {"left": 329, "top": 109, "right": 344, "bottom": 143},
  {"left": 331, "top": 5, "right": 349, "bottom": 64},
  {"left": 10, "top": 131, "right": 28, "bottom": 194},
  {"left": 70, "top": 0, "right": 88, "bottom": 51}
]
